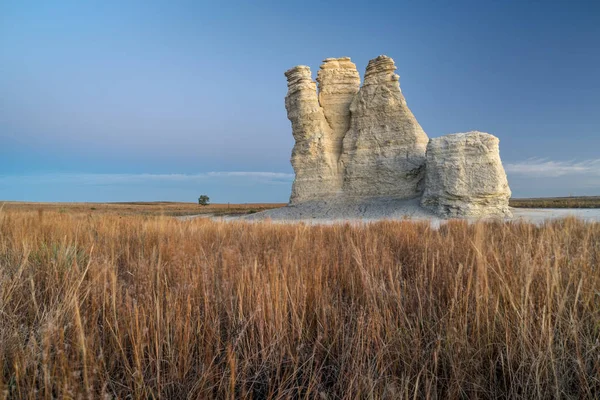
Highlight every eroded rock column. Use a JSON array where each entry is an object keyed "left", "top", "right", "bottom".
[
  {"left": 341, "top": 55, "right": 429, "bottom": 198},
  {"left": 421, "top": 131, "right": 512, "bottom": 218},
  {"left": 284, "top": 66, "right": 340, "bottom": 203},
  {"left": 316, "top": 57, "right": 361, "bottom": 158}
]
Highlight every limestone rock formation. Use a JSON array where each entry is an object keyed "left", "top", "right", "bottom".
[
  {"left": 283, "top": 55, "right": 512, "bottom": 219},
  {"left": 420, "top": 132, "right": 512, "bottom": 218},
  {"left": 341, "top": 55, "right": 429, "bottom": 198},
  {"left": 284, "top": 65, "right": 340, "bottom": 203},
  {"left": 316, "top": 57, "right": 361, "bottom": 156}
]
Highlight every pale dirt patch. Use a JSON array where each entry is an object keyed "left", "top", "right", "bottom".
[{"left": 178, "top": 197, "right": 600, "bottom": 226}]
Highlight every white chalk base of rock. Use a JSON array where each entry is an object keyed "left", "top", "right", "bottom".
[
  {"left": 243, "top": 197, "right": 513, "bottom": 222},
  {"left": 181, "top": 207, "right": 600, "bottom": 226},
  {"left": 245, "top": 197, "right": 435, "bottom": 221}
]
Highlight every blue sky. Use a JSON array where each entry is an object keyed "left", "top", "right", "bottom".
[{"left": 1, "top": 0, "right": 599, "bottom": 203}]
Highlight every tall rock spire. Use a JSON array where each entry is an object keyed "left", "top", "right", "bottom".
[
  {"left": 341, "top": 55, "right": 429, "bottom": 198},
  {"left": 316, "top": 57, "right": 361, "bottom": 159},
  {"left": 284, "top": 66, "right": 341, "bottom": 203}
]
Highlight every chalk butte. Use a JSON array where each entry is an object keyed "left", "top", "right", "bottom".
[
  {"left": 283, "top": 56, "right": 512, "bottom": 219},
  {"left": 421, "top": 131, "right": 512, "bottom": 218},
  {"left": 341, "top": 55, "right": 429, "bottom": 198}
]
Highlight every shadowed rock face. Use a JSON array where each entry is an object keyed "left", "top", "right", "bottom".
[
  {"left": 283, "top": 56, "right": 511, "bottom": 218},
  {"left": 421, "top": 132, "right": 512, "bottom": 218}
]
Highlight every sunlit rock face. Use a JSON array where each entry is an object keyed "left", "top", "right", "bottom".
[
  {"left": 316, "top": 57, "right": 361, "bottom": 157},
  {"left": 284, "top": 58, "right": 361, "bottom": 204},
  {"left": 284, "top": 65, "right": 340, "bottom": 203},
  {"left": 283, "top": 56, "right": 512, "bottom": 219},
  {"left": 285, "top": 55, "right": 429, "bottom": 204},
  {"left": 421, "top": 132, "right": 512, "bottom": 218},
  {"left": 340, "top": 55, "right": 429, "bottom": 199}
]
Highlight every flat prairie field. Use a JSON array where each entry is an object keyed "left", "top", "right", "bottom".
[
  {"left": 0, "top": 201, "right": 285, "bottom": 217},
  {"left": 510, "top": 196, "right": 600, "bottom": 209},
  {"left": 1, "top": 208, "right": 599, "bottom": 398}
]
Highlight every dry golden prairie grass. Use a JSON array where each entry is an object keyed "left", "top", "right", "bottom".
[{"left": 1, "top": 209, "right": 599, "bottom": 399}]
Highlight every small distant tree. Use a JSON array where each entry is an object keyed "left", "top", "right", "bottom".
[{"left": 198, "top": 195, "right": 210, "bottom": 206}]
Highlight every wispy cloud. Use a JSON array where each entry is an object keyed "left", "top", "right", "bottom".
[
  {"left": 505, "top": 158, "right": 600, "bottom": 178},
  {"left": 0, "top": 171, "right": 295, "bottom": 186},
  {"left": 4, "top": 160, "right": 597, "bottom": 191}
]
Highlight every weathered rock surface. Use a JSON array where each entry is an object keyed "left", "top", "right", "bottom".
[
  {"left": 316, "top": 57, "right": 361, "bottom": 156},
  {"left": 283, "top": 55, "right": 512, "bottom": 219},
  {"left": 341, "top": 55, "right": 429, "bottom": 198},
  {"left": 284, "top": 65, "right": 340, "bottom": 203},
  {"left": 420, "top": 131, "right": 512, "bottom": 218}
]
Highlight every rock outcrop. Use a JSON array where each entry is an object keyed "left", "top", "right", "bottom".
[
  {"left": 316, "top": 57, "right": 361, "bottom": 156},
  {"left": 420, "top": 132, "right": 512, "bottom": 218},
  {"left": 283, "top": 55, "right": 512, "bottom": 218},
  {"left": 284, "top": 65, "right": 340, "bottom": 203},
  {"left": 284, "top": 58, "right": 362, "bottom": 203},
  {"left": 341, "top": 55, "right": 429, "bottom": 198}
]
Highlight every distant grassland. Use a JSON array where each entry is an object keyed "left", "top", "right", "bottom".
[
  {"left": 509, "top": 196, "right": 600, "bottom": 208},
  {"left": 0, "top": 201, "right": 286, "bottom": 216},
  {"left": 2, "top": 196, "right": 599, "bottom": 218},
  {"left": 1, "top": 209, "right": 600, "bottom": 398}
]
